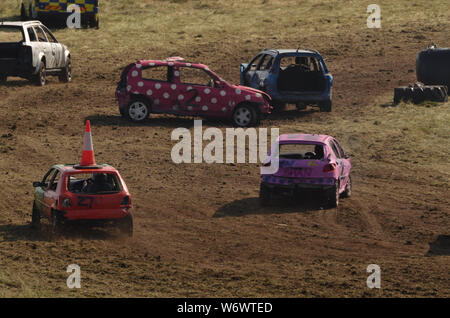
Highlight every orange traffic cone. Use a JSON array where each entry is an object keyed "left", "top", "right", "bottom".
[{"left": 80, "top": 120, "right": 96, "bottom": 166}]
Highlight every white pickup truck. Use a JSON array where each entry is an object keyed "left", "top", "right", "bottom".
[{"left": 0, "top": 21, "right": 71, "bottom": 86}]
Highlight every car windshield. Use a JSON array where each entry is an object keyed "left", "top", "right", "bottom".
[
  {"left": 0, "top": 26, "right": 24, "bottom": 42},
  {"left": 279, "top": 143, "right": 324, "bottom": 160},
  {"left": 67, "top": 173, "right": 122, "bottom": 194}
]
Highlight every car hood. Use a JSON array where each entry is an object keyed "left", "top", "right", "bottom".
[{"left": 233, "top": 85, "right": 271, "bottom": 100}]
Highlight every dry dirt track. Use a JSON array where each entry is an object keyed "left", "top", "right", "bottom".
[{"left": 0, "top": 1, "right": 449, "bottom": 297}]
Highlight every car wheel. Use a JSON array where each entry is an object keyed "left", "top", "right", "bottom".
[
  {"left": 118, "top": 213, "right": 133, "bottom": 237},
  {"left": 0, "top": 74, "right": 6, "bottom": 85},
  {"left": 91, "top": 16, "right": 99, "bottom": 29},
  {"left": 259, "top": 183, "right": 271, "bottom": 206},
  {"left": 296, "top": 103, "right": 307, "bottom": 111},
  {"left": 326, "top": 181, "right": 339, "bottom": 208},
  {"left": 51, "top": 211, "right": 62, "bottom": 236},
  {"left": 33, "top": 60, "right": 46, "bottom": 86},
  {"left": 271, "top": 102, "right": 286, "bottom": 112},
  {"left": 31, "top": 203, "right": 41, "bottom": 230},
  {"left": 232, "top": 104, "right": 256, "bottom": 127},
  {"left": 59, "top": 57, "right": 72, "bottom": 83},
  {"left": 341, "top": 175, "right": 352, "bottom": 198},
  {"left": 319, "top": 100, "right": 332, "bottom": 112},
  {"left": 126, "top": 99, "right": 150, "bottom": 122}
]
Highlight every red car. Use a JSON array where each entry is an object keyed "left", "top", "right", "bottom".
[
  {"left": 31, "top": 121, "right": 133, "bottom": 236},
  {"left": 116, "top": 57, "right": 272, "bottom": 127}
]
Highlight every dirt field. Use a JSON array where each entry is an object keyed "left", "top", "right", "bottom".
[{"left": 0, "top": 0, "right": 449, "bottom": 297}]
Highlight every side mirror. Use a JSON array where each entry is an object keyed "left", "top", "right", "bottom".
[
  {"left": 344, "top": 153, "right": 351, "bottom": 159},
  {"left": 33, "top": 181, "right": 43, "bottom": 188}
]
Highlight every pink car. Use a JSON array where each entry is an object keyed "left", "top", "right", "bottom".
[
  {"left": 260, "top": 134, "right": 352, "bottom": 207},
  {"left": 115, "top": 57, "right": 272, "bottom": 127}
]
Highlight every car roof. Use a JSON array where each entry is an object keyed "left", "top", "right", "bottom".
[
  {"left": 278, "top": 133, "right": 332, "bottom": 144},
  {"left": 262, "top": 48, "right": 320, "bottom": 56},
  {"left": 53, "top": 164, "right": 119, "bottom": 174},
  {"left": 136, "top": 59, "right": 210, "bottom": 70},
  {"left": 0, "top": 21, "right": 42, "bottom": 27}
]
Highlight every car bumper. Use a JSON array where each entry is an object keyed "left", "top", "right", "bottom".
[
  {"left": 261, "top": 175, "right": 336, "bottom": 189},
  {"left": 0, "top": 60, "right": 34, "bottom": 77},
  {"left": 59, "top": 208, "right": 131, "bottom": 221},
  {"left": 116, "top": 90, "right": 130, "bottom": 111}
]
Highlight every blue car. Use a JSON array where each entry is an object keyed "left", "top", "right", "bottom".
[{"left": 240, "top": 49, "right": 333, "bottom": 112}]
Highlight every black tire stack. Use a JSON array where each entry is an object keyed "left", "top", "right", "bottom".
[
  {"left": 394, "top": 45, "right": 449, "bottom": 105},
  {"left": 394, "top": 83, "right": 448, "bottom": 104}
]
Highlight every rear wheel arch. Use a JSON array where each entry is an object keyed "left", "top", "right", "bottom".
[{"left": 126, "top": 95, "right": 152, "bottom": 122}]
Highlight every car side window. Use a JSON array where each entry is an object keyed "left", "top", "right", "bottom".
[
  {"left": 333, "top": 139, "right": 346, "bottom": 158},
  {"left": 33, "top": 27, "right": 48, "bottom": 42},
  {"left": 48, "top": 170, "right": 61, "bottom": 191},
  {"left": 41, "top": 26, "right": 57, "bottom": 43},
  {"left": 258, "top": 55, "right": 273, "bottom": 71},
  {"left": 249, "top": 55, "right": 264, "bottom": 71},
  {"left": 41, "top": 168, "right": 55, "bottom": 188},
  {"left": 180, "top": 67, "right": 215, "bottom": 87},
  {"left": 328, "top": 141, "right": 341, "bottom": 158},
  {"left": 27, "top": 27, "right": 37, "bottom": 42},
  {"left": 141, "top": 66, "right": 170, "bottom": 82}
]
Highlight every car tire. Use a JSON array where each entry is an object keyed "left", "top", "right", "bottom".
[
  {"left": 33, "top": 60, "right": 46, "bottom": 86},
  {"left": 259, "top": 183, "right": 271, "bottom": 206},
  {"left": 341, "top": 175, "right": 352, "bottom": 198},
  {"left": 50, "top": 211, "right": 62, "bottom": 237},
  {"left": 31, "top": 203, "right": 41, "bottom": 230},
  {"left": 296, "top": 103, "right": 307, "bottom": 111},
  {"left": 126, "top": 98, "right": 150, "bottom": 122},
  {"left": 59, "top": 57, "right": 72, "bottom": 83},
  {"left": 91, "top": 16, "right": 99, "bottom": 29},
  {"left": 326, "top": 181, "right": 339, "bottom": 208},
  {"left": 232, "top": 104, "right": 256, "bottom": 127},
  {"left": 118, "top": 213, "right": 133, "bottom": 237},
  {"left": 0, "top": 74, "right": 6, "bottom": 85},
  {"left": 271, "top": 102, "right": 286, "bottom": 112},
  {"left": 319, "top": 100, "right": 332, "bottom": 112}
]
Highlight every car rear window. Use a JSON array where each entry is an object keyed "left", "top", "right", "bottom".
[
  {"left": 0, "top": 26, "right": 24, "bottom": 42},
  {"left": 279, "top": 143, "right": 324, "bottom": 160},
  {"left": 67, "top": 173, "right": 122, "bottom": 194}
]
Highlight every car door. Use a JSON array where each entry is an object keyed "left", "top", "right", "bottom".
[
  {"left": 33, "top": 25, "right": 54, "bottom": 68},
  {"left": 176, "top": 66, "right": 223, "bottom": 115},
  {"left": 41, "top": 26, "right": 63, "bottom": 68},
  {"left": 25, "top": 26, "right": 40, "bottom": 67},
  {"left": 140, "top": 64, "right": 174, "bottom": 112},
  {"left": 244, "top": 54, "right": 265, "bottom": 88},
  {"left": 34, "top": 168, "right": 55, "bottom": 216},
  {"left": 43, "top": 169, "right": 61, "bottom": 217},
  {"left": 252, "top": 54, "right": 274, "bottom": 91},
  {"left": 331, "top": 139, "right": 351, "bottom": 189}
]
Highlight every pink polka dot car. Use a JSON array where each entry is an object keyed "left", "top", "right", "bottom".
[
  {"left": 260, "top": 133, "right": 352, "bottom": 208},
  {"left": 115, "top": 57, "right": 272, "bottom": 127}
]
